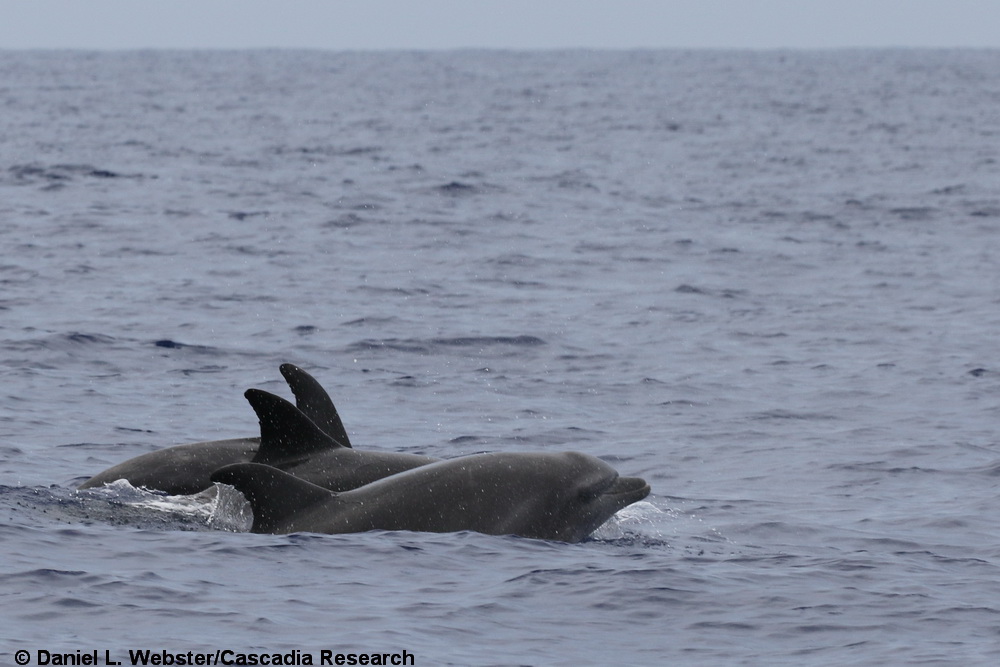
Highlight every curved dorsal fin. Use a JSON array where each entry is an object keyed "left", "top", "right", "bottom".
[
  {"left": 279, "top": 363, "right": 353, "bottom": 448},
  {"left": 246, "top": 389, "right": 347, "bottom": 466},
  {"left": 212, "top": 463, "right": 332, "bottom": 533}
]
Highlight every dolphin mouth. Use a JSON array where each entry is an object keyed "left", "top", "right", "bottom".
[{"left": 603, "top": 476, "right": 651, "bottom": 503}]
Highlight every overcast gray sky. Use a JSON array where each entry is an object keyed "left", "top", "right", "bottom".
[{"left": 2, "top": 0, "right": 998, "bottom": 50}]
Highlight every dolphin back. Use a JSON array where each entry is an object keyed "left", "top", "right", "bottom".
[{"left": 78, "top": 438, "right": 259, "bottom": 494}]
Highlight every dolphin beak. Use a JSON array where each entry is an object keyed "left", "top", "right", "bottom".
[{"left": 605, "top": 476, "right": 651, "bottom": 504}]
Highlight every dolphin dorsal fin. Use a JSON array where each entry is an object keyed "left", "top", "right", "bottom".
[
  {"left": 212, "top": 463, "right": 333, "bottom": 533},
  {"left": 279, "top": 363, "right": 353, "bottom": 448},
  {"left": 246, "top": 389, "right": 347, "bottom": 466}
]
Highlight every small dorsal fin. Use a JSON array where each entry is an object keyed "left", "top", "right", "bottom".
[
  {"left": 246, "top": 389, "right": 347, "bottom": 466},
  {"left": 212, "top": 463, "right": 333, "bottom": 533},
  {"left": 279, "top": 363, "right": 353, "bottom": 448}
]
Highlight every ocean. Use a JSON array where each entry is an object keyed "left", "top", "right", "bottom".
[{"left": 2, "top": 49, "right": 999, "bottom": 665}]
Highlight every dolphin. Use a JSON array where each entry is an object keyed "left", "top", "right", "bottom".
[
  {"left": 78, "top": 364, "right": 435, "bottom": 494},
  {"left": 211, "top": 453, "right": 651, "bottom": 543}
]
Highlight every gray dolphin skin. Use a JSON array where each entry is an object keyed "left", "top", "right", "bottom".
[
  {"left": 78, "top": 364, "right": 434, "bottom": 494},
  {"left": 211, "top": 452, "right": 651, "bottom": 543},
  {"left": 78, "top": 437, "right": 259, "bottom": 495},
  {"left": 277, "top": 363, "right": 352, "bottom": 448}
]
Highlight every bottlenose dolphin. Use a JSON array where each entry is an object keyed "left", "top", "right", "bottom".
[
  {"left": 211, "top": 453, "right": 651, "bottom": 543},
  {"left": 78, "top": 364, "right": 435, "bottom": 494}
]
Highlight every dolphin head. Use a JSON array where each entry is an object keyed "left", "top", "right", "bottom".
[{"left": 522, "top": 452, "right": 651, "bottom": 543}]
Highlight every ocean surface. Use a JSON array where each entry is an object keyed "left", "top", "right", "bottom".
[{"left": 2, "top": 49, "right": 999, "bottom": 666}]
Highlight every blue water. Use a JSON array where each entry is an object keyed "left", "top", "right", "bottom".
[{"left": 2, "top": 49, "right": 1000, "bottom": 665}]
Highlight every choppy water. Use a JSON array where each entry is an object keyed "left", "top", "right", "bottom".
[{"left": 2, "top": 49, "right": 1000, "bottom": 666}]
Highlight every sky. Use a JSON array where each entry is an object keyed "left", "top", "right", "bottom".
[{"left": 1, "top": 0, "right": 999, "bottom": 50}]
